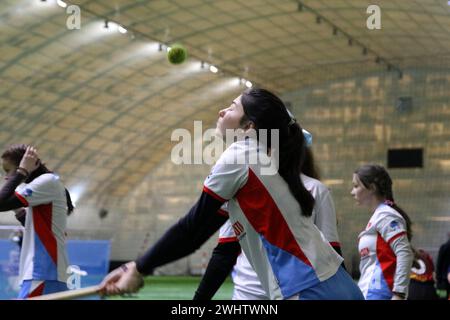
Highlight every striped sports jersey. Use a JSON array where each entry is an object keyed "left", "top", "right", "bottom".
[
  {"left": 204, "top": 139, "right": 343, "bottom": 299},
  {"left": 15, "top": 173, "right": 69, "bottom": 284},
  {"left": 358, "top": 204, "right": 413, "bottom": 299},
  {"left": 218, "top": 174, "right": 342, "bottom": 299},
  {"left": 218, "top": 220, "right": 268, "bottom": 299}
]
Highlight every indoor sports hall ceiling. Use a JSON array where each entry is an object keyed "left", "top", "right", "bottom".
[{"left": 0, "top": 0, "right": 449, "bottom": 201}]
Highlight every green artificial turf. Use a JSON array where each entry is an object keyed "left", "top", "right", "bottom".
[{"left": 109, "top": 276, "right": 233, "bottom": 300}]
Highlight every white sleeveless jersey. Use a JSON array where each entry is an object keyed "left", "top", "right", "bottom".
[
  {"left": 358, "top": 204, "right": 413, "bottom": 298},
  {"left": 204, "top": 139, "right": 343, "bottom": 300},
  {"left": 218, "top": 174, "right": 341, "bottom": 299},
  {"left": 15, "top": 173, "right": 69, "bottom": 284}
]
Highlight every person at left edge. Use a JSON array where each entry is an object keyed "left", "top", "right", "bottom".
[{"left": 0, "top": 144, "right": 74, "bottom": 298}]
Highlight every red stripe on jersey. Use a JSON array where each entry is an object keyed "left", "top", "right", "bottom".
[
  {"left": 15, "top": 192, "right": 29, "bottom": 206},
  {"left": 330, "top": 242, "right": 341, "bottom": 248},
  {"left": 235, "top": 168, "right": 312, "bottom": 266},
  {"left": 28, "top": 282, "right": 45, "bottom": 298},
  {"left": 217, "top": 209, "right": 229, "bottom": 217},
  {"left": 203, "top": 186, "right": 227, "bottom": 203},
  {"left": 376, "top": 232, "right": 396, "bottom": 291},
  {"left": 218, "top": 237, "right": 238, "bottom": 243},
  {"left": 33, "top": 204, "right": 58, "bottom": 265},
  {"left": 387, "top": 231, "right": 406, "bottom": 245}
]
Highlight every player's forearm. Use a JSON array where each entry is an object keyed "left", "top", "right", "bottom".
[
  {"left": 0, "top": 172, "right": 26, "bottom": 204},
  {"left": 0, "top": 197, "right": 24, "bottom": 212},
  {"left": 135, "top": 192, "right": 227, "bottom": 275},
  {"left": 193, "top": 241, "right": 241, "bottom": 300},
  {"left": 391, "top": 235, "right": 413, "bottom": 294}
]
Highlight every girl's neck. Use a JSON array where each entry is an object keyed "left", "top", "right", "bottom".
[{"left": 369, "top": 197, "right": 385, "bottom": 214}]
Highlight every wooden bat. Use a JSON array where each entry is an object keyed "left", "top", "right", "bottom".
[{"left": 27, "top": 285, "right": 101, "bottom": 300}]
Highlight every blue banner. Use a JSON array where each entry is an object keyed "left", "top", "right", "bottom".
[{"left": 0, "top": 239, "right": 110, "bottom": 299}]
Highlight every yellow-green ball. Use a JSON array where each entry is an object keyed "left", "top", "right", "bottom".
[{"left": 167, "top": 45, "right": 187, "bottom": 64}]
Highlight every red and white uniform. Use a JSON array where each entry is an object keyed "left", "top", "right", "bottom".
[
  {"left": 218, "top": 174, "right": 341, "bottom": 300},
  {"left": 204, "top": 139, "right": 343, "bottom": 300},
  {"left": 358, "top": 204, "right": 413, "bottom": 299},
  {"left": 15, "top": 173, "right": 69, "bottom": 284}
]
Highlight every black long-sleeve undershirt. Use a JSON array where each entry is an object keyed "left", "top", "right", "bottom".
[
  {"left": 135, "top": 191, "right": 227, "bottom": 275},
  {"left": 436, "top": 239, "right": 450, "bottom": 291},
  {"left": 193, "top": 241, "right": 241, "bottom": 300},
  {"left": 0, "top": 172, "right": 27, "bottom": 212}
]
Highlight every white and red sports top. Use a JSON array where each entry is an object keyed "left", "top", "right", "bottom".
[
  {"left": 15, "top": 173, "right": 69, "bottom": 284},
  {"left": 203, "top": 139, "right": 343, "bottom": 299},
  {"left": 218, "top": 173, "right": 341, "bottom": 299},
  {"left": 358, "top": 203, "right": 413, "bottom": 298}
]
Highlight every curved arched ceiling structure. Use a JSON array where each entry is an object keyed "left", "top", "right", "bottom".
[{"left": 0, "top": 0, "right": 449, "bottom": 201}]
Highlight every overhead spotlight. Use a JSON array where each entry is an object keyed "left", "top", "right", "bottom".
[
  {"left": 104, "top": 20, "right": 109, "bottom": 29},
  {"left": 348, "top": 38, "right": 353, "bottom": 46},
  {"left": 166, "top": 46, "right": 172, "bottom": 52},
  {"left": 57, "top": 0, "right": 67, "bottom": 7},
  {"left": 118, "top": 25, "right": 127, "bottom": 34},
  {"left": 332, "top": 27, "right": 338, "bottom": 36},
  {"left": 209, "top": 65, "right": 218, "bottom": 73},
  {"left": 375, "top": 56, "right": 381, "bottom": 64},
  {"left": 245, "top": 80, "right": 253, "bottom": 88},
  {"left": 362, "top": 47, "right": 368, "bottom": 55},
  {"left": 316, "top": 16, "right": 321, "bottom": 24},
  {"left": 297, "top": 3, "right": 303, "bottom": 11}
]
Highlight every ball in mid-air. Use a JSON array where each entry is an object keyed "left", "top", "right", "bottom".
[{"left": 167, "top": 44, "right": 187, "bottom": 64}]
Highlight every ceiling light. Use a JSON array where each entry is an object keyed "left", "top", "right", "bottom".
[
  {"left": 118, "top": 25, "right": 127, "bottom": 34},
  {"left": 57, "top": 0, "right": 67, "bottom": 8},
  {"left": 209, "top": 65, "right": 218, "bottom": 73}
]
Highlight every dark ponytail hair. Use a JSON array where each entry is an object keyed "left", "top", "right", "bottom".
[
  {"left": 65, "top": 189, "right": 75, "bottom": 215},
  {"left": 241, "top": 88, "right": 315, "bottom": 217},
  {"left": 355, "top": 164, "right": 412, "bottom": 241},
  {"left": 1, "top": 144, "right": 74, "bottom": 215},
  {"left": 301, "top": 148, "right": 321, "bottom": 180}
]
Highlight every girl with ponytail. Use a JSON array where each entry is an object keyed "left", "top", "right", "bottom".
[
  {"left": 100, "top": 88, "right": 363, "bottom": 300},
  {"left": 351, "top": 164, "right": 414, "bottom": 300}
]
